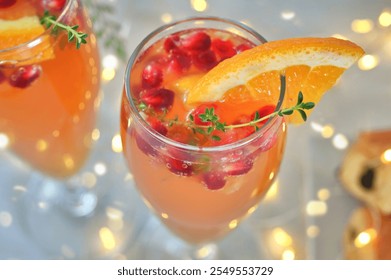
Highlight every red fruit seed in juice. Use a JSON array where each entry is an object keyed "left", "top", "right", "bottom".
[
  {"left": 182, "top": 31, "right": 211, "bottom": 53},
  {"left": 251, "top": 105, "right": 276, "bottom": 125},
  {"left": 147, "top": 117, "right": 168, "bottom": 136},
  {"left": 192, "top": 50, "right": 218, "bottom": 71},
  {"left": 211, "top": 38, "right": 237, "bottom": 60},
  {"left": 9, "top": 65, "right": 42, "bottom": 88},
  {"left": 142, "top": 63, "right": 163, "bottom": 88},
  {"left": 140, "top": 88, "right": 174, "bottom": 111},
  {"left": 165, "top": 149, "right": 194, "bottom": 176},
  {"left": 202, "top": 171, "right": 226, "bottom": 190},
  {"left": 167, "top": 51, "right": 191, "bottom": 74},
  {"left": 0, "top": 0, "right": 16, "bottom": 8},
  {"left": 164, "top": 35, "right": 181, "bottom": 53},
  {"left": 41, "top": 0, "right": 66, "bottom": 12},
  {"left": 236, "top": 43, "right": 252, "bottom": 53}
]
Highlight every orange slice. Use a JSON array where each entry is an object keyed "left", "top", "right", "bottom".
[
  {"left": 0, "top": 7, "right": 54, "bottom": 65},
  {"left": 186, "top": 37, "right": 365, "bottom": 123}
]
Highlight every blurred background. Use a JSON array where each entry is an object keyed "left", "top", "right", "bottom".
[{"left": 0, "top": 0, "right": 390, "bottom": 259}]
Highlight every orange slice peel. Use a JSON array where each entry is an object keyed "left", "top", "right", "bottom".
[{"left": 186, "top": 37, "right": 365, "bottom": 123}]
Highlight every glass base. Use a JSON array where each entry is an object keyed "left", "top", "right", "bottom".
[
  {"left": 125, "top": 213, "right": 265, "bottom": 260},
  {"left": 16, "top": 173, "right": 138, "bottom": 259}
]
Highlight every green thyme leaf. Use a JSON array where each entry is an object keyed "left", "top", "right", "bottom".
[{"left": 40, "top": 11, "right": 88, "bottom": 49}]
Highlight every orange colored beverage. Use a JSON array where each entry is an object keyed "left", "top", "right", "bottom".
[
  {"left": 121, "top": 18, "right": 286, "bottom": 243},
  {"left": 0, "top": 0, "right": 100, "bottom": 178}
]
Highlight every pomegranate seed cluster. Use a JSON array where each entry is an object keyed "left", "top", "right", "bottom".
[{"left": 131, "top": 29, "right": 279, "bottom": 190}]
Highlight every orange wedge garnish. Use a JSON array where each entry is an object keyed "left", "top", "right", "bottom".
[
  {"left": 186, "top": 37, "right": 364, "bottom": 123},
  {"left": 0, "top": 1, "right": 54, "bottom": 65}
]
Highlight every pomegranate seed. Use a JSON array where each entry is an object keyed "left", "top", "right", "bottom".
[
  {"left": 147, "top": 117, "right": 167, "bottom": 136},
  {"left": 0, "top": 70, "right": 6, "bottom": 84},
  {"left": 211, "top": 39, "right": 236, "bottom": 60},
  {"left": 165, "top": 149, "right": 193, "bottom": 176},
  {"left": 0, "top": 0, "right": 16, "bottom": 8},
  {"left": 167, "top": 51, "right": 191, "bottom": 74},
  {"left": 236, "top": 43, "right": 252, "bottom": 53},
  {"left": 224, "top": 153, "right": 253, "bottom": 176},
  {"left": 164, "top": 35, "right": 181, "bottom": 53},
  {"left": 192, "top": 50, "right": 218, "bottom": 71},
  {"left": 202, "top": 171, "right": 226, "bottom": 190},
  {"left": 9, "top": 65, "right": 42, "bottom": 88},
  {"left": 140, "top": 88, "right": 174, "bottom": 111},
  {"left": 182, "top": 31, "right": 211, "bottom": 53},
  {"left": 188, "top": 103, "right": 219, "bottom": 126},
  {"left": 142, "top": 63, "right": 163, "bottom": 88},
  {"left": 251, "top": 105, "right": 276, "bottom": 126},
  {"left": 41, "top": 0, "right": 67, "bottom": 12}
]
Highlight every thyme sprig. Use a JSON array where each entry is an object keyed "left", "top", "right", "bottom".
[
  {"left": 192, "top": 75, "right": 315, "bottom": 136},
  {"left": 137, "top": 75, "right": 315, "bottom": 141},
  {"left": 40, "top": 11, "right": 88, "bottom": 49}
]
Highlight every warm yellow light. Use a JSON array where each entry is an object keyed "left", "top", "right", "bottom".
[
  {"left": 379, "top": 10, "right": 391, "bottom": 27},
  {"left": 101, "top": 68, "right": 116, "bottom": 81},
  {"left": 111, "top": 134, "right": 123, "bottom": 153},
  {"left": 99, "top": 227, "right": 116, "bottom": 250},
  {"left": 354, "top": 228, "right": 377, "bottom": 248},
  {"left": 282, "top": 248, "right": 295, "bottom": 260},
  {"left": 272, "top": 227, "right": 293, "bottom": 247},
  {"left": 0, "top": 133, "right": 10, "bottom": 149},
  {"left": 91, "top": 129, "right": 100, "bottom": 141},
  {"left": 247, "top": 206, "right": 257, "bottom": 215},
  {"left": 358, "top": 54, "right": 379, "bottom": 71},
  {"left": 161, "top": 13, "right": 173, "bottom": 23},
  {"left": 306, "top": 200, "right": 328, "bottom": 216},
  {"left": 36, "top": 139, "right": 48, "bottom": 152},
  {"left": 381, "top": 149, "right": 391, "bottom": 163},
  {"left": 317, "top": 189, "right": 330, "bottom": 201},
  {"left": 321, "top": 125, "right": 335, "bottom": 138},
  {"left": 264, "top": 179, "right": 279, "bottom": 201},
  {"left": 351, "top": 19, "right": 374, "bottom": 33},
  {"left": 307, "top": 225, "right": 320, "bottom": 238},
  {"left": 161, "top": 213, "right": 169, "bottom": 219},
  {"left": 228, "top": 219, "right": 238, "bottom": 229},
  {"left": 63, "top": 154, "right": 75, "bottom": 170},
  {"left": 191, "top": 0, "right": 207, "bottom": 12}
]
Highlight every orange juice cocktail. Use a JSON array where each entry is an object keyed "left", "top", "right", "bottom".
[
  {"left": 121, "top": 18, "right": 287, "bottom": 244},
  {"left": 0, "top": 0, "right": 100, "bottom": 178}
]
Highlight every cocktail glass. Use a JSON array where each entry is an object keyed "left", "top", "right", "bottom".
[
  {"left": 0, "top": 0, "right": 115, "bottom": 257},
  {"left": 121, "top": 17, "right": 287, "bottom": 258}
]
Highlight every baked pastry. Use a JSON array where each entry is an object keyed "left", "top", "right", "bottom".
[
  {"left": 344, "top": 207, "right": 391, "bottom": 259},
  {"left": 340, "top": 130, "right": 391, "bottom": 214}
]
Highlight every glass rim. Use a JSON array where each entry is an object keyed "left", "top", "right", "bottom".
[
  {"left": 124, "top": 16, "right": 285, "bottom": 153},
  {"left": 0, "top": 0, "right": 75, "bottom": 54}
]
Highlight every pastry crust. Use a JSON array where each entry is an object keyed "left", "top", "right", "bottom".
[{"left": 340, "top": 130, "right": 391, "bottom": 214}]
